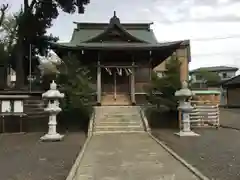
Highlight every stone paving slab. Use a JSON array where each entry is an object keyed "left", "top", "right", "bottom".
[{"left": 75, "top": 133, "right": 199, "bottom": 180}]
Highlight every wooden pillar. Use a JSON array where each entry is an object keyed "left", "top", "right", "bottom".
[
  {"left": 131, "top": 62, "right": 136, "bottom": 105},
  {"left": 149, "top": 50, "right": 152, "bottom": 81},
  {"left": 97, "top": 60, "right": 101, "bottom": 105},
  {"left": 177, "top": 46, "right": 189, "bottom": 82},
  {"left": 114, "top": 71, "right": 117, "bottom": 100}
]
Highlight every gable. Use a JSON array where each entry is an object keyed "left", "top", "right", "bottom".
[
  {"left": 70, "top": 28, "right": 158, "bottom": 44},
  {"left": 86, "top": 24, "right": 144, "bottom": 43},
  {"left": 71, "top": 12, "right": 153, "bottom": 44}
]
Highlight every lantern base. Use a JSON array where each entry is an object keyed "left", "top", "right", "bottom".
[
  {"left": 40, "top": 133, "right": 64, "bottom": 141},
  {"left": 175, "top": 131, "right": 200, "bottom": 137}
]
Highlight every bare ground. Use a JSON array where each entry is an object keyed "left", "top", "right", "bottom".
[
  {"left": 152, "top": 109, "right": 240, "bottom": 180},
  {"left": 0, "top": 132, "right": 86, "bottom": 180}
]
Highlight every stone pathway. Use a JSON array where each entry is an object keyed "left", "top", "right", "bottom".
[{"left": 75, "top": 133, "right": 200, "bottom": 180}]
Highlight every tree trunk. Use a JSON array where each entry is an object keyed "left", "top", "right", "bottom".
[
  {"left": 0, "top": 4, "right": 8, "bottom": 27},
  {"left": 15, "top": 38, "right": 25, "bottom": 89},
  {"left": 3, "top": 57, "right": 8, "bottom": 89}
]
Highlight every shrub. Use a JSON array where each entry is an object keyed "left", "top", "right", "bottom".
[
  {"left": 56, "top": 54, "right": 95, "bottom": 132},
  {"left": 148, "top": 55, "right": 181, "bottom": 112}
]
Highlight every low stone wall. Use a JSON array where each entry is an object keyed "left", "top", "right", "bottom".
[{"left": 0, "top": 91, "right": 92, "bottom": 133}]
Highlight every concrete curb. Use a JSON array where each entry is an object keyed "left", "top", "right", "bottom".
[
  {"left": 220, "top": 124, "right": 240, "bottom": 131},
  {"left": 139, "top": 107, "right": 151, "bottom": 132},
  {"left": 88, "top": 108, "right": 96, "bottom": 137},
  {"left": 65, "top": 135, "right": 92, "bottom": 180},
  {"left": 66, "top": 108, "right": 96, "bottom": 180},
  {"left": 148, "top": 132, "right": 210, "bottom": 180}
]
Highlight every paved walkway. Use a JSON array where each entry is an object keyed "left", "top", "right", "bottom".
[{"left": 75, "top": 133, "right": 199, "bottom": 180}]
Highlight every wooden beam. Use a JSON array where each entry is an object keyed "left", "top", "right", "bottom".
[{"left": 131, "top": 61, "right": 136, "bottom": 104}]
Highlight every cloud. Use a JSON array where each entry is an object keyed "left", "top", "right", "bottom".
[
  {"left": 189, "top": 2, "right": 240, "bottom": 22},
  {"left": 152, "top": 0, "right": 240, "bottom": 23}
]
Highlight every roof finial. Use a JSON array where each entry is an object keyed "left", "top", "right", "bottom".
[{"left": 110, "top": 10, "right": 120, "bottom": 24}]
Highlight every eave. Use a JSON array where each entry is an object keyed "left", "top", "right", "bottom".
[{"left": 50, "top": 41, "right": 185, "bottom": 50}]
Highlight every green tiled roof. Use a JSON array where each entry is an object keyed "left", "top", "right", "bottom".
[
  {"left": 52, "top": 41, "right": 183, "bottom": 50},
  {"left": 53, "top": 13, "right": 189, "bottom": 50},
  {"left": 70, "top": 29, "right": 101, "bottom": 44},
  {"left": 70, "top": 24, "right": 158, "bottom": 44}
]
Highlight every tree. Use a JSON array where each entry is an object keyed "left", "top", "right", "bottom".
[
  {"left": 0, "top": 13, "right": 19, "bottom": 52},
  {"left": 191, "top": 70, "right": 221, "bottom": 88},
  {"left": 0, "top": 12, "right": 22, "bottom": 88},
  {"left": 0, "top": 4, "right": 8, "bottom": 27},
  {"left": 12, "top": 0, "right": 90, "bottom": 88},
  {"left": 56, "top": 54, "right": 94, "bottom": 131},
  {"left": 148, "top": 55, "right": 182, "bottom": 111}
]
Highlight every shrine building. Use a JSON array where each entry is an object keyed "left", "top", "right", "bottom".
[{"left": 51, "top": 12, "right": 191, "bottom": 106}]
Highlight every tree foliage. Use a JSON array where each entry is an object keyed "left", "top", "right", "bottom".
[
  {"left": 191, "top": 69, "right": 221, "bottom": 88},
  {"left": 9, "top": 0, "right": 90, "bottom": 88},
  {"left": 148, "top": 55, "right": 182, "bottom": 111},
  {"left": 0, "top": 12, "right": 19, "bottom": 55},
  {"left": 57, "top": 54, "right": 94, "bottom": 119}
]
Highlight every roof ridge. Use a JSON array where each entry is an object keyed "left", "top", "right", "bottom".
[{"left": 82, "top": 13, "right": 150, "bottom": 43}]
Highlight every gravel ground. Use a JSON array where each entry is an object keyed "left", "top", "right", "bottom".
[
  {"left": 220, "top": 108, "right": 240, "bottom": 130},
  {"left": 152, "top": 109, "right": 240, "bottom": 180},
  {"left": 0, "top": 132, "right": 86, "bottom": 180}
]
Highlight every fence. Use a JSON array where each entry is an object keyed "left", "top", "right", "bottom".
[{"left": 189, "top": 100, "right": 220, "bottom": 128}]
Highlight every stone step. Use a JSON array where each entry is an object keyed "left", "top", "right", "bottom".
[
  {"left": 25, "top": 115, "right": 48, "bottom": 119},
  {"left": 92, "top": 106, "right": 145, "bottom": 134},
  {"left": 24, "top": 114, "right": 48, "bottom": 119},
  {"left": 93, "top": 131, "right": 145, "bottom": 135},
  {"left": 26, "top": 111, "right": 48, "bottom": 115},
  {"left": 95, "top": 118, "right": 141, "bottom": 123},
  {"left": 25, "top": 104, "right": 45, "bottom": 108},
  {"left": 95, "top": 121, "right": 142, "bottom": 125},
  {"left": 97, "top": 117, "right": 141, "bottom": 121},
  {"left": 102, "top": 113, "right": 140, "bottom": 116},
  {"left": 25, "top": 101, "right": 44, "bottom": 105},
  {"left": 24, "top": 107, "right": 45, "bottom": 111},
  {"left": 94, "top": 126, "right": 144, "bottom": 132}
]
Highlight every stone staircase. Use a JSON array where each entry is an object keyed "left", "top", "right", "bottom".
[
  {"left": 101, "top": 94, "right": 131, "bottom": 106},
  {"left": 93, "top": 106, "right": 145, "bottom": 134},
  {"left": 22, "top": 98, "right": 48, "bottom": 132}
]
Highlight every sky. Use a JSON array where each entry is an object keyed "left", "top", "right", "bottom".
[{"left": 3, "top": 0, "right": 240, "bottom": 71}]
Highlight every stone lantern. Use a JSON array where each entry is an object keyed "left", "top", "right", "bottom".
[
  {"left": 40, "top": 80, "right": 64, "bottom": 141},
  {"left": 175, "top": 81, "right": 199, "bottom": 137}
]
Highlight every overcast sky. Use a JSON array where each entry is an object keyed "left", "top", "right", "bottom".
[{"left": 3, "top": 0, "right": 240, "bottom": 71}]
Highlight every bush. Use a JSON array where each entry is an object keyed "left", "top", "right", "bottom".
[
  {"left": 145, "top": 107, "right": 179, "bottom": 129},
  {"left": 148, "top": 54, "right": 181, "bottom": 112},
  {"left": 146, "top": 54, "right": 182, "bottom": 129},
  {"left": 56, "top": 54, "right": 95, "bottom": 132}
]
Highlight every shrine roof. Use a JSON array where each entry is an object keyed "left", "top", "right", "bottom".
[
  {"left": 51, "top": 11, "right": 190, "bottom": 54},
  {"left": 70, "top": 23, "right": 158, "bottom": 44},
  {"left": 51, "top": 41, "right": 188, "bottom": 50},
  {"left": 57, "top": 11, "right": 158, "bottom": 45}
]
